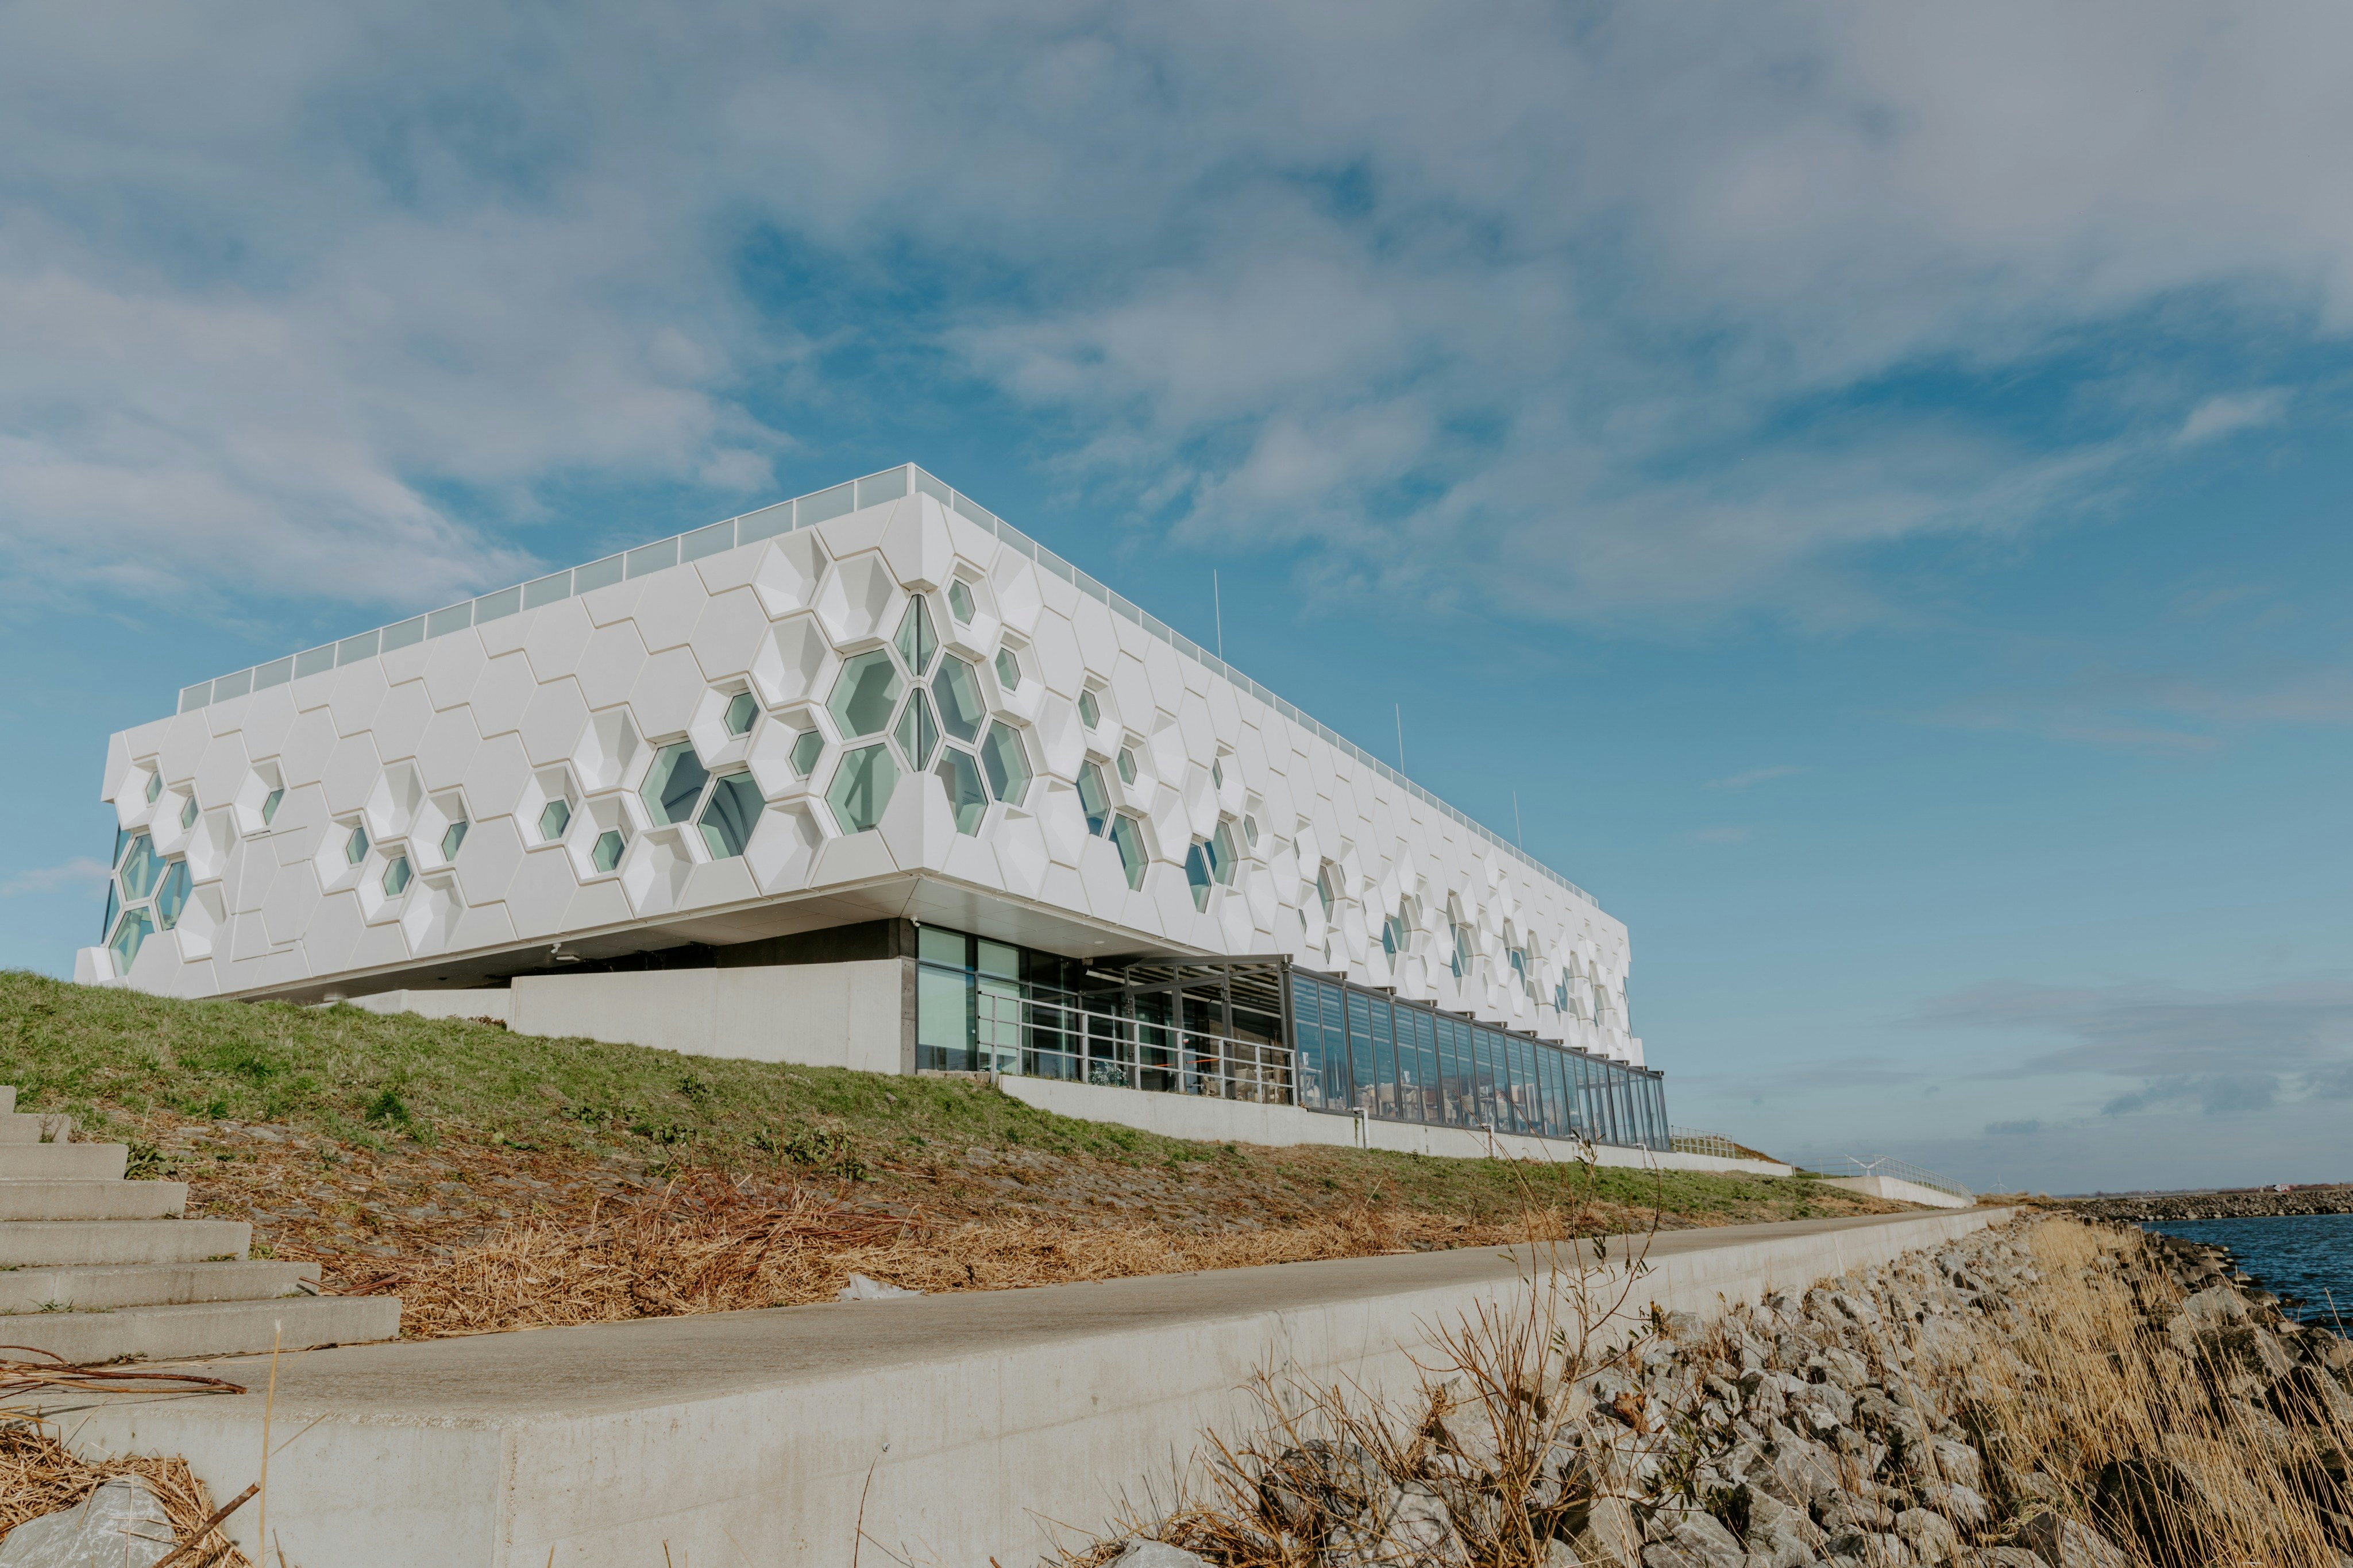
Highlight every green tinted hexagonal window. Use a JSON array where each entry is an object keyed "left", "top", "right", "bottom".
[
  {"left": 827, "top": 744, "right": 898, "bottom": 834},
  {"left": 144, "top": 774, "right": 161, "bottom": 804},
  {"left": 537, "top": 798, "right": 570, "bottom": 842},
  {"left": 119, "top": 834, "right": 162, "bottom": 901},
  {"left": 827, "top": 651, "right": 902, "bottom": 739},
  {"left": 344, "top": 822, "right": 371, "bottom": 866},
  {"left": 935, "top": 748, "right": 987, "bottom": 835},
  {"left": 1183, "top": 840, "right": 1212, "bottom": 910},
  {"left": 1212, "top": 758, "right": 1224, "bottom": 790},
  {"left": 723, "top": 692, "right": 759, "bottom": 737},
  {"left": 1116, "top": 747, "right": 1136, "bottom": 785},
  {"left": 1244, "top": 814, "right": 1259, "bottom": 848},
  {"left": 788, "top": 729, "right": 824, "bottom": 778},
  {"left": 441, "top": 818, "right": 469, "bottom": 860},
  {"left": 931, "top": 656, "right": 984, "bottom": 744},
  {"left": 641, "top": 742, "right": 709, "bottom": 826},
  {"left": 993, "top": 647, "right": 1021, "bottom": 690},
  {"left": 894, "top": 689, "right": 938, "bottom": 770},
  {"left": 1078, "top": 689, "right": 1100, "bottom": 729},
  {"left": 699, "top": 772, "right": 765, "bottom": 859},
  {"left": 1316, "top": 864, "right": 1334, "bottom": 917},
  {"left": 894, "top": 595, "right": 938, "bottom": 677},
  {"left": 979, "top": 722, "right": 1031, "bottom": 805},
  {"left": 154, "top": 860, "right": 191, "bottom": 930},
  {"left": 1210, "top": 821, "right": 1237, "bottom": 886},
  {"left": 383, "top": 855, "right": 412, "bottom": 897},
  {"left": 947, "top": 578, "right": 975, "bottom": 625},
  {"left": 261, "top": 787, "right": 284, "bottom": 825},
  {"left": 180, "top": 795, "right": 199, "bottom": 830},
  {"left": 1109, "top": 814, "right": 1147, "bottom": 890},
  {"left": 1077, "top": 762, "right": 1110, "bottom": 836},
  {"left": 592, "top": 828, "right": 626, "bottom": 873},
  {"left": 109, "top": 908, "right": 153, "bottom": 972}
]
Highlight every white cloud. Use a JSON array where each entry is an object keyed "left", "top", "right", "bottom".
[
  {"left": 1705, "top": 764, "right": 1804, "bottom": 790},
  {"left": 2175, "top": 389, "right": 2290, "bottom": 445},
  {"left": 0, "top": 858, "right": 111, "bottom": 897}
]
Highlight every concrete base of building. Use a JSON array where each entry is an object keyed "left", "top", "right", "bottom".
[
  {"left": 52, "top": 1208, "right": 2000, "bottom": 1567},
  {"left": 1815, "top": 1174, "right": 1975, "bottom": 1210}
]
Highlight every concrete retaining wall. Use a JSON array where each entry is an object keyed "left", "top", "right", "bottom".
[
  {"left": 1816, "top": 1173, "right": 1974, "bottom": 1210},
  {"left": 59, "top": 1209, "right": 1998, "bottom": 1567},
  {"left": 1001, "top": 1073, "right": 1795, "bottom": 1176}
]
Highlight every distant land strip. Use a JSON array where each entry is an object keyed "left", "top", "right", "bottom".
[{"left": 2061, "top": 1185, "right": 2353, "bottom": 1222}]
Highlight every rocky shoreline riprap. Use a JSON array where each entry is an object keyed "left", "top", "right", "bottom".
[
  {"left": 2061, "top": 1185, "right": 2353, "bottom": 1222},
  {"left": 1085, "top": 1216, "right": 2353, "bottom": 1568}
]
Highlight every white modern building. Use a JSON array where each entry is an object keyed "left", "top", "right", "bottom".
[{"left": 82, "top": 466, "right": 1671, "bottom": 1153}]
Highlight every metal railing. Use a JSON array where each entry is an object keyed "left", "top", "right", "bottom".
[
  {"left": 1800, "top": 1155, "right": 1976, "bottom": 1203},
  {"left": 970, "top": 990, "right": 1295, "bottom": 1106},
  {"left": 161, "top": 462, "right": 1599, "bottom": 910},
  {"left": 1671, "top": 1126, "right": 1769, "bottom": 1162}
]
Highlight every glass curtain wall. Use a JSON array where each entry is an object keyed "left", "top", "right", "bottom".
[{"left": 1283, "top": 970, "right": 1669, "bottom": 1152}]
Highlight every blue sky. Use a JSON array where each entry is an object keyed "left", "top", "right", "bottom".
[{"left": 5, "top": 2, "right": 2351, "bottom": 1194}]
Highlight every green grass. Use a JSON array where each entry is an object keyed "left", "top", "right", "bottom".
[{"left": 0, "top": 970, "right": 1857, "bottom": 1226}]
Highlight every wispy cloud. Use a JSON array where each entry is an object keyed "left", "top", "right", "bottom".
[
  {"left": 0, "top": 858, "right": 111, "bottom": 898},
  {"left": 2175, "top": 389, "right": 2289, "bottom": 446},
  {"left": 1705, "top": 764, "right": 1804, "bottom": 790}
]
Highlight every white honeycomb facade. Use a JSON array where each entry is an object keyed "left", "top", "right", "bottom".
[{"left": 79, "top": 467, "right": 1643, "bottom": 1066}]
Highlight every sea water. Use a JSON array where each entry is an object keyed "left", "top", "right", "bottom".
[{"left": 2143, "top": 1213, "right": 2353, "bottom": 1328}]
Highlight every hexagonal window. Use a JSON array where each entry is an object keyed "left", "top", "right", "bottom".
[
  {"left": 119, "top": 833, "right": 163, "bottom": 901},
  {"left": 723, "top": 692, "right": 759, "bottom": 737},
  {"left": 993, "top": 647, "right": 1021, "bottom": 690},
  {"left": 1451, "top": 919, "right": 1474, "bottom": 980},
  {"left": 1315, "top": 864, "right": 1335, "bottom": 917},
  {"left": 383, "top": 855, "right": 413, "bottom": 897},
  {"left": 947, "top": 578, "right": 975, "bottom": 625},
  {"left": 1077, "top": 762, "right": 1110, "bottom": 836},
  {"left": 828, "top": 650, "right": 902, "bottom": 739},
  {"left": 1555, "top": 978, "right": 1571, "bottom": 1014},
  {"left": 144, "top": 774, "right": 161, "bottom": 804},
  {"left": 1381, "top": 913, "right": 1407, "bottom": 959},
  {"left": 641, "top": 741, "right": 710, "bottom": 826},
  {"left": 441, "top": 818, "right": 469, "bottom": 860},
  {"left": 894, "top": 689, "right": 938, "bottom": 770},
  {"left": 1212, "top": 758, "right": 1224, "bottom": 790},
  {"left": 1184, "top": 840, "right": 1213, "bottom": 910},
  {"left": 1078, "top": 689, "right": 1100, "bottom": 729},
  {"left": 1109, "top": 814, "right": 1147, "bottom": 890},
  {"left": 932, "top": 656, "right": 985, "bottom": 744},
  {"left": 260, "top": 787, "right": 284, "bottom": 825},
  {"left": 1116, "top": 747, "right": 1137, "bottom": 785},
  {"left": 537, "top": 798, "right": 571, "bottom": 842},
  {"left": 109, "top": 908, "right": 153, "bottom": 972},
  {"left": 788, "top": 729, "right": 824, "bottom": 778},
  {"left": 345, "top": 822, "right": 371, "bottom": 866},
  {"left": 935, "top": 748, "right": 987, "bottom": 835},
  {"left": 979, "top": 722, "right": 1031, "bottom": 805},
  {"left": 154, "top": 860, "right": 192, "bottom": 930},
  {"left": 1244, "top": 814, "right": 1259, "bottom": 848},
  {"left": 179, "top": 795, "right": 199, "bottom": 830},
  {"left": 592, "top": 828, "right": 627, "bottom": 873},
  {"left": 1210, "top": 821, "right": 1238, "bottom": 886},
  {"left": 894, "top": 595, "right": 938, "bottom": 677},
  {"left": 827, "top": 744, "right": 898, "bottom": 834},
  {"left": 699, "top": 772, "right": 765, "bottom": 859}
]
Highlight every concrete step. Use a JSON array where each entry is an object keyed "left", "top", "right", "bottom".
[
  {"left": 0, "top": 1181, "right": 186, "bottom": 1222},
  {"left": 0, "top": 1218, "right": 250, "bottom": 1267},
  {"left": 0, "top": 1087, "right": 13, "bottom": 1114},
  {"left": 0, "top": 1112, "right": 70, "bottom": 1144},
  {"left": 0, "top": 1142, "right": 126, "bottom": 1181},
  {"left": 0, "top": 1293, "right": 402, "bottom": 1365},
  {"left": 0, "top": 1260, "right": 320, "bottom": 1315}
]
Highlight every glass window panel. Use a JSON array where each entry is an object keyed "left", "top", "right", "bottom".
[
  {"left": 592, "top": 828, "right": 625, "bottom": 873},
  {"left": 919, "top": 926, "right": 969, "bottom": 967},
  {"left": 624, "top": 540, "right": 677, "bottom": 578},
  {"left": 1108, "top": 813, "right": 1147, "bottom": 887},
  {"left": 946, "top": 578, "right": 975, "bottom": 624},
  {"left": 1210, "top": 822, "right": 1237, "bottom": 885},
  {"left": 1471, "top": 1029, "right": 1501, "bottom": 1130},
  {"left": 723, "top": 692, "right": 759, "bottom": 736},
  {"left": 153, "top": 860, "right": 191, "bottom": 930},
  {"left": 180, "top": 797, "right": 198, "bottom": 829},
  {"left": 993, "top": 647, "right": 1021, "bottom": 690},
  {"left": 101, "top": 882, "right": 117, "bottom": 943},
  {"left": 681, "top": 520, "right": 735, "bottom": 561},
  {"left": 935, "top": 749, "right": 988, "bottom": 835},
  {"left": 1077, "top": 689, "right": 1099, "bottom": 728},
  {"left": 893, "top": 689, "right": 938, "bottom": 769},
  {"left": 294, "top": 646, "right": 336, "bottom": 678},
  {"left": 917, "top": 963, "right": 973, "bottom": 1072},
  {"left": 179, "top": 684, "right": 210, "bottom": 714},
  {"left": 975, "top": 939, "right": 1019, "bottom": 980},
  {"left": 979, "top": 722, "right": 1031, "bottom": 805},
  {"left": 1345, "top": 991, "right": 1378, "bottom": 1115},
  {"left": 978, "top": 976, "right": 1021, "bottom": 1073},
  {"left": 253, "top": 656, "right": 295, "bottom": 689},
  {"left": 113, "top": 827, "right": 132, "bottom": 867},
  {"left": 382, "top": 855, "right": 412, "bottom": 897},
  {"left": 337, "top": 631, "right": 380, "bottom": 665},
  {"left": 537, "top": 799, "right": 569, "bottom": 841},
  {"left": 1244, "top": 814, "right": 1259, "bottom": 847},
  {"left": 789, "top": 729, "right": 824, "bottom": 777},
  {"left": 801, "top": 481, "right": 855, "bottom": 526},
  {"left": 1411, "top": 1009, "right": 1440, "bottom": 1125},
  {"left": 932, "top": 658, "right": 985, "bottom": 743},
  {"left": 894, "top": 596, "right": 938, "bottom": 676},
  {"left": 522, "top": 573, "right": 570, "bottom": 611},
  {"left": 425, "top": 604, "right": 473, "bottom": 639},
  {"left": 261, "top": 788, "right": 284, "bottom": 825},
  {"left": 697, "top": 773, "right": 765, "bottom": 858},
  {"left": 1183, "top": 841, "right": 1212, "bottom": 910},
  {"left": 641, "top": 742, "right": 709, "bottom": 826},
  {"left": 343, "top": 823, "right": 370, "bottom": 866},
  {"left": 573, "top": 554, "right": 625, "bottom": 593},
  {"left": 145, "top": 774, "right": 161, "bottom": 804},
  {"left": 1369, "top": 999, "right": 1400, "bottom": 1122},
  {"left": 1077, "top": 763, "right": 1110, "bottom": 835},
  {"left": 826, "top": 744, "right": 898, "bottom": 833},
  {"left": 828, "top": 651, "right": 902, "bottom": 739},
  {"left": 1116, "top": 747, "right": 1136, "bottom": 785},
  {"left": 1433, "top": 1017, "right": 1463, "bottom": 1126},
  {"left": 108, "top": 909, "right": 153, "bottom": 972},
  {"left": 855, "top": 468, "right": 910, "bottom": 509},
  {"left": 441, "top": 818, "right": 468, "bottom": 859},
  {"left": 1288, "top": 976, "right": 1325, "bottom": 1111},
  {"left": 475, "top": 586, "right": 523, "bottom": 622},
  {"left": 381, "top": 617, "right": 425, "bottom": 652},
  {"left": 212, "top": 669, "right": 252, "bottom": 700}
]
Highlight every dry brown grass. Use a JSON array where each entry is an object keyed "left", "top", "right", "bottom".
[
  {"left": 1938, "top": 1216, "right": 2352, "bottom": 1567},
  {"left": 0, "top": 1422, "right": 251, "bottom": 1565},
  {"left": 323, "top": 1175, "right": 1620, "bottom": 1338}
]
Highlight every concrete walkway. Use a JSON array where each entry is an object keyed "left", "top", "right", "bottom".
[{"left": 48, "top": 1207, "right": 2003, "bottom": 1568}]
